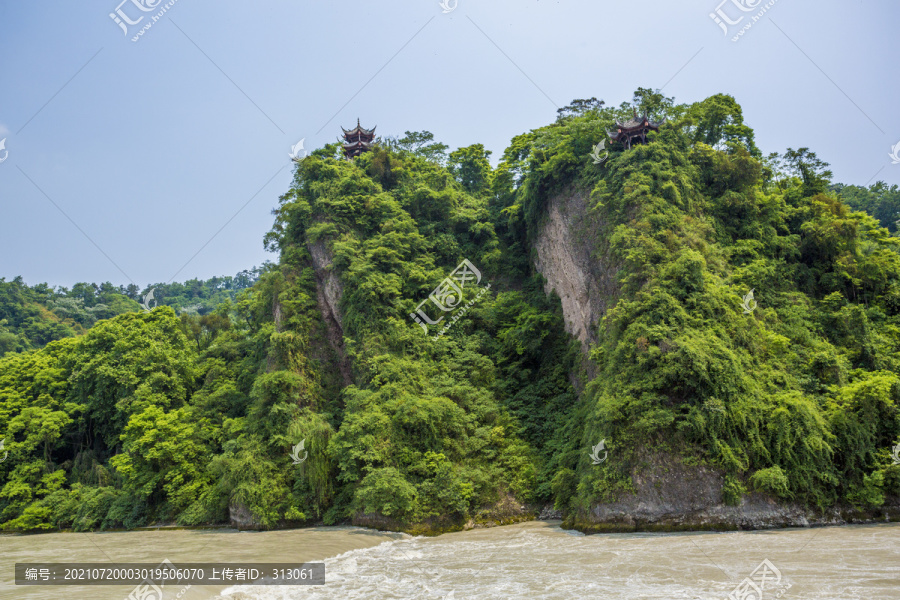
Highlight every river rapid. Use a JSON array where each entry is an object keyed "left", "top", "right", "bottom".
[{"left": 1, "top": 521, "right": 897, "bottom": 599}]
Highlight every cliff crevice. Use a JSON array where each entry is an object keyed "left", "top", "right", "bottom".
[{"left": 308, "top": 237, "right": 353, "bottom": 387}]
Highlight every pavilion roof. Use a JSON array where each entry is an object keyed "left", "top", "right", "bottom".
[
  {"left": 613, "top": 110, "right": 666, "bottom": 130},
  {"left": 342, "top": 118, "right": 376, "bottom": 137}
]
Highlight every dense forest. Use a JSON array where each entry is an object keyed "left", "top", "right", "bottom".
[
  {"left": 0, "top": 267, "right": 267, "bottom": 357},
  {"left": 831, "top": 181, "right": 900, "bottom": 234},
  {"left": 1, "top": 90, "right": 898, "bottom": 533}
]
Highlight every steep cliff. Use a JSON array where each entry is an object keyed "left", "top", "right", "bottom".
[
  {"left": 308, "top": 236, "right": 353, "bottom": 387},
  {"left": 529, "top": 185, "right": 900, "bottom": 531},
  {"left": 5, "top": 93, "right": 897, "bottom": 536},
  {"left": 509, "top": 93, "right": 900, "bottom": 534},
  {"left": 272, "top": 145, "right": 541, "bottom": 535},
  {"left": 532, "top": 187, "right": 614, "bottom": 349}
]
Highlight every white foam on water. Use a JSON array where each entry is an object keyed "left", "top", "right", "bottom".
[
  {"left": 214, "top": 523, "right": 900, "bottom": 600},
  {"left": 217, "top": 529, "right": 718, "bottom": 600}
]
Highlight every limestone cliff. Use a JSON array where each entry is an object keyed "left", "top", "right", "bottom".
[
  {"left": 308, "top": 237, "right": 353, "bottom": 386},
  {"left": 532, "top": 187, "right": 618, "bottom": 350},
  {"left": 530, "top": 187, "right": 900, "bottom": 533}
]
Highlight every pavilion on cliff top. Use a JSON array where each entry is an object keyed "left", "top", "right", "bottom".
[
  {"left": 342, "top": 119, "right": 376, "bottom": 159},
  {"left": 607, "top": 109, "right": 665, "bottom": 150}
]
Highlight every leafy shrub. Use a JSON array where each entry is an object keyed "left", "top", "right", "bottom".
[
  {"left": 354, "top": 467, "right": 418, "bottom": 519},
  {"left": 722, "top": 475, "right": 746, "bottom": 506},
  {"left": 749, "top": 466, "right": 791, "bottom": 498}
]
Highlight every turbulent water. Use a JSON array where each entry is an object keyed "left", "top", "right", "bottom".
[{"left": 2, "top": 521, "right": 898, "bottom": 599}]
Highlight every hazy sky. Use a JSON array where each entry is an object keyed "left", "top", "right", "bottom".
[{"left": 1, "top": 0, "right": 898, "bottom": 289}]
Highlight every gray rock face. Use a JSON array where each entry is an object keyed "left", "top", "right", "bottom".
[
  {"left": 228, "top": 502, "right": 262, "bottom": 530},
  {"left": 308, "top": 238, "right": 345, "bottom": 334},
  {"left": 538, "top": 505, "right": 563, "bottom": 520},
  {"left": 308, "top": 235, "right": 352, "bottom": 386},
  {"left": 533, "top": 188, "right": 617, "bottom": 349},
  {"left": 573, "top": 451, "right": 899, "bottom": 532}
]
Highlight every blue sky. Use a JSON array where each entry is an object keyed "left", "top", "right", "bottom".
[{"left": 1, "top": 0, "right": 898, "bottom": 289}]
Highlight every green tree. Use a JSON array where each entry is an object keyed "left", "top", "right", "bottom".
[
  {"left": 449, "top": 144, "right": 493, "bottom": 195},
  {"left": 110, "top": 406, "right": 208, "bottom": 515}
]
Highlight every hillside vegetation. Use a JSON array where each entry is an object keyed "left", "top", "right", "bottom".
[
  {"left": 1, "top": 90, "right": 898, "bottom": 533},
  {"left": 0, "top": 268, "right": 265, "bottom": 358}
]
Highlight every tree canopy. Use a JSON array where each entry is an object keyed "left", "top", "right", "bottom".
[{"left": 1, "top": 91, "right": 898, "bottom": 533}]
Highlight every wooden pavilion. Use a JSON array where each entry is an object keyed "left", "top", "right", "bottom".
[
  {"left": 607, "top": 110, "right": 665, "bottom": 150},
  {"left": 342, "top": 119, "right": 376, "bottom": 159}
]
